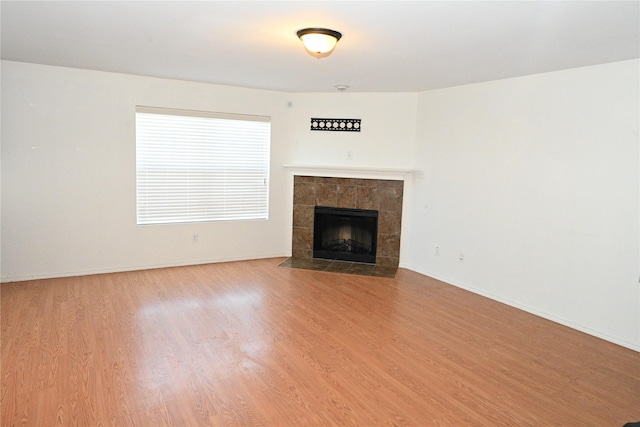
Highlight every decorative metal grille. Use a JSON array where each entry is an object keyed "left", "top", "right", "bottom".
[{"left": 310, "top": 118, "right": 361, "bottom": 132}]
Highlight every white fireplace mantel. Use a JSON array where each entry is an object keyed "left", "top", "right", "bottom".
[{"left": 283, "top": 164, "right": 413, "bottom": 181}]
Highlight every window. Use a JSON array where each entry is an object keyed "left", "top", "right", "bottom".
[{"left": 136, "top": 106, "right": 270, "bottom": 225}]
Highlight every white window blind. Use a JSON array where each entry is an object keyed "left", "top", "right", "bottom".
[{"left": 136, "top": 106, "right": 270, "bottom": 225}]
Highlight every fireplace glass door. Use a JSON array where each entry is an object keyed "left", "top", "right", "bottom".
[{"left": 313, "top": 206, "right": 378, "bottom": 264}]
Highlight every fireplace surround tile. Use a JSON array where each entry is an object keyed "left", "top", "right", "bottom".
[
  {"left": 378, "top": 210, "right": 402, "bottom": 235},
  {"left": 379, "top": 186, "right": 404, "bottom": 212},
  {"left": 355, "top": 186, "right": 379, "bottom": 210},
  {"left": 293, "top": 183, "right": 316, "bottom": 205},
  {"left": 316, "top": 183, "right": 339, "bottom": 207},
  {"left": 336, "top": 185, "right": 357, "bottom": 208},
  {"left": 377, "top": 234, "right": 401, "bottom": 258},
  {"left": 293, "top": 205, "right": 314, "bottom": 228},
  {"left": 292, "top": 227, "right": 313, "bottom": 258}
]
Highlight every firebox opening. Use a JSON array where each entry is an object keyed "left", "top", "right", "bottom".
[{"left": 313, "top": 206, "right": 378, "bottom": 264}]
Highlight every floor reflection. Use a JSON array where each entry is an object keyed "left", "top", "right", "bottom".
[{"left": 136, "top": 288, "right": 269, "bottom": 398}]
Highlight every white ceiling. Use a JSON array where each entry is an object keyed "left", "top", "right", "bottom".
[{"left": 1, "top": 1, "right": 638, "bottom": 93}]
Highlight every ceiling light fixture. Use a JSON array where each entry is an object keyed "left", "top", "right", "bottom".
[{"left": 297, "top": 28, "right": 342, "bottom": 58}]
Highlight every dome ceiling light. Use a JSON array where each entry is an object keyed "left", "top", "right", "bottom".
[{"left": 296, "top": 28, "right": 342, "bottom": 58}]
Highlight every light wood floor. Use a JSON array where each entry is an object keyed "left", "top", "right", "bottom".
[{"left": 2, "top": 258, "right": 639, "bottom": 426}]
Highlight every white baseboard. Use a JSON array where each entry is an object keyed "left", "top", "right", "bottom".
[
  {"left": 399, "top": 262, "right": 640, "bottom": 353},
  {"left": 1, "top": 252, "right": 290, "bottom": 283}
]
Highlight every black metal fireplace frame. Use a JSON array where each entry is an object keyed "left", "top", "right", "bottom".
[{"left": 313, "top": 206, "right": 379, "bottom": 264}]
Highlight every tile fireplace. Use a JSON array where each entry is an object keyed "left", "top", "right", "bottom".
[{"left": 291, "top": 175, "right": 404, "bottom": 268}]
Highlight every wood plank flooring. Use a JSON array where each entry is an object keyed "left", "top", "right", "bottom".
[{"left": 2, "top": 257, "right": 639, "bottom": 426}]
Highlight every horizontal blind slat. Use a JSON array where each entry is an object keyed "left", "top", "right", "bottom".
[{"left": 136, "top": 108, "right": 271, "bottom": 225}]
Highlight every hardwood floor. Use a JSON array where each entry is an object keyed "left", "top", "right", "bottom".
[{"left": 2, "top": 258, "right": 638, "bottom": 426}]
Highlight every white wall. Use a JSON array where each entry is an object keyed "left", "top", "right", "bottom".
[
  {"left": 3, "top": 59, "right": 638, "bottom": 351},
  {"left": 284, "top": 92, "right": 416, "bottom": 169},
  {"left": 405, "top": 60, "right": 639, "bottom": 350},
  {"left": 1, "top": 61, "right": 292, "bottom": 280},
  {"left": 1, "top": 63, "right": 417, "bottom": 281}
]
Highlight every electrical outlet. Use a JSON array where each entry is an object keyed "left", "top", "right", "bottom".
[
  {"left": 347, "top": 150, "right": 353, "bottom": 160},
  {"left": 192, "top": 234, "right": 199, "bottom": 243},
  {"left": 459, "top": 253, "right": 464, "bottom": 262}
]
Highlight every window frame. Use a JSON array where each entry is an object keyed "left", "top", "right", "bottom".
[{"left": 135, "top": 106, "right": 271, "bottom": 225}]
